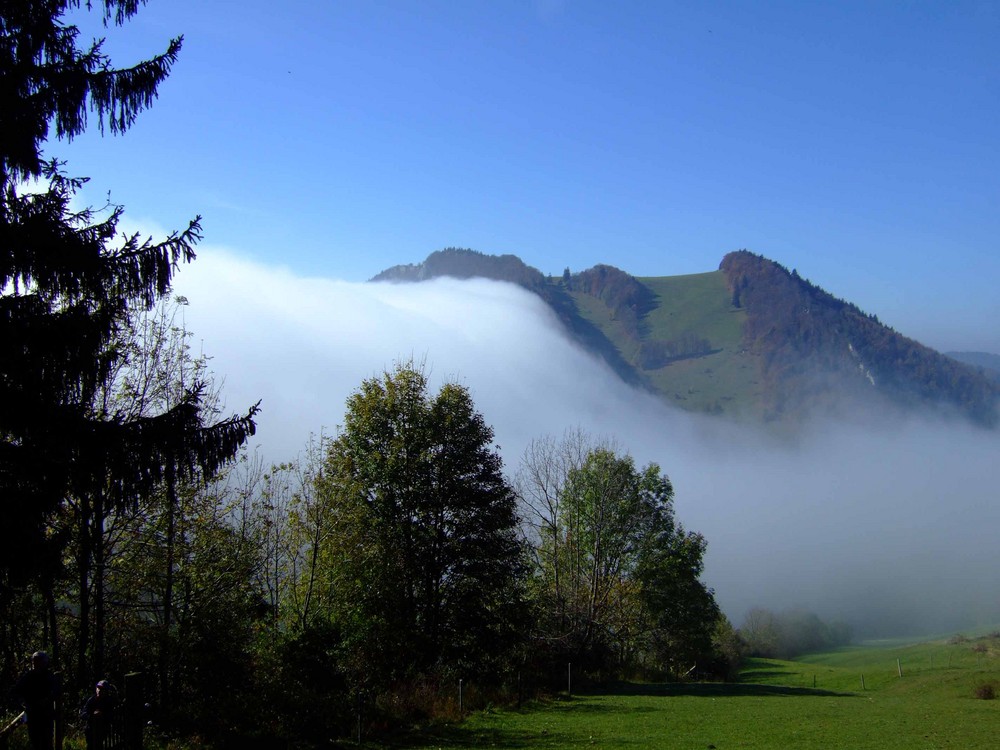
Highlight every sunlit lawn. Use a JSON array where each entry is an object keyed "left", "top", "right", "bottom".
[
  {"left": 389, "top": 636, "right": 1000, "bottom": 749},
  {"left": 6, "top": 638, "right": 996, "bottom": 749}
]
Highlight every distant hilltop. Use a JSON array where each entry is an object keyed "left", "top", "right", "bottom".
[
  {"left": 373, "top": 248, "right": 1000, "bottom": 427},
  {"left": 947, "top": 351, "right": 1000, "bottom": 382}
]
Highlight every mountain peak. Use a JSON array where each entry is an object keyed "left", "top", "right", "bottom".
[
  {"left": 372, "top": 248, "right": 999, "bottom": 426},
  {"left": 371, "top": 247, "right": 546, "bottom": 288}
]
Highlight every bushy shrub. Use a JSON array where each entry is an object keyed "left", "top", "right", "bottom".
[{"left": 973, "top": 681, "right": 996, "bottom": 700}]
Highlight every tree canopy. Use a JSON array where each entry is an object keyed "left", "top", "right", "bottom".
[
  {"left": 1, "top": 0, "right": 258, "bottom": 582},
  {"left": 314, "top": 362, "right": 528, "bottom": 682},
  {"left": 518, "top": 432, "right": 722, "bottom": 678},
  {"left": 0, "top": 1, "right": 259, "bottom": 701}
]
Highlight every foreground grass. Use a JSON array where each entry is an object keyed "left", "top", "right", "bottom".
[
  {"left": 391, "top": 634, "right": 1000, "bottom": 749},
  {"left": 9, "top": 637, "right": 994, "bottom": 749}
]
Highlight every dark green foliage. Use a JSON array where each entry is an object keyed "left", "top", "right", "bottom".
[
  {"left": 0, "top": 0, "right": 182, "bottom": 182},
  {"left": 522, "top": 437, "right": 723, "bottom": 680},
  {"left": 709, "top": 616, "right": 748, "bottom": 680},
  {"left": 267, "top": 623, "right": 352, "bottom": 744},
  {"left": 1, "top": 0, "right": 258, "bottom": 583},
  {"left": 636, "top": 520, "right": 720, "bottom": 674},
  {"left": 636, "top": 333, "right": 715, "bottom": 369},
  {"left": 1, "top": 1, "right": 259, "bottom": 726},
  {"left": 320, "top": 362, "right": 529, "bottom": 686}
]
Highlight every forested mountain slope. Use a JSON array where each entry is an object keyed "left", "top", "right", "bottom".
[
  {"left": 720, "top": 251, "right": 998, "bottom": 424},
  {"left": 947, "top": 351, "right": 1000, "bottom": 383},
  {"left": 373, "top": 248, "right": 999, "bottom": 426}
]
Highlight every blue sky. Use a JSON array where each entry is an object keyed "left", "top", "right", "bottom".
[{"left": 61, "top": 0, "right": 1000, "bottom": 352}]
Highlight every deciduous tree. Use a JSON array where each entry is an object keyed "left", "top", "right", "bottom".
[
  {"left": 319, "top": 362, "right": 528, "bottom": 683},
  {"left": 519, "top": 433, "right": 720, "bottom": 677}
]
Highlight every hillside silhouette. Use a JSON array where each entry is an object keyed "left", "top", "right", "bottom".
[{"left": 373, "top": 248, "right": 999, "bottom": 426}]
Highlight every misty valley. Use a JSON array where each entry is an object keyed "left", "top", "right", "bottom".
[{"left": 3, "top": 2, "right": 998, "bottom": 749}]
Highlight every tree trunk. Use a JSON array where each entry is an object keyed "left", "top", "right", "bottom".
[
  {"left": 159, "top": 467, "right": 176, "bottom": 711},
  {"left": 41, "top": 567, "right": 61, "bottom": 669},
  {"left": 77, "top": 499, "right": 93, "bottom": 687},
  {"left": 94, "top": 491, "right": 106, "bottom": 679}
]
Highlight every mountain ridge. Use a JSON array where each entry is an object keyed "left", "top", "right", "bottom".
[
  {"left": 947, "top": 351, "right": 1000, "bottom": 382},
  {"left": 372, "top": 248, "right": 999, "bottom": 427}
]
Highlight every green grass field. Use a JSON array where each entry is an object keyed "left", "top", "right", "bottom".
[
  {"left": 7, "top": 636, "right": 995, "bottom": 749},
  {"left": 636, "top": 272, "right": 758, "bottom": 418},
  {"left": 637, "top": 272, "right": 742, "bottom": 347},
  {"left": 567, "top": 271, "right": 763, "bottom": 418},
  {"left": 397, "top": 633, "right": 1000, "bottom": 749}
]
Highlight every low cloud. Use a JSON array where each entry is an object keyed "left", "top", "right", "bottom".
[{"left": 174, "top": 249, "right": 1000, "bottom": 638}]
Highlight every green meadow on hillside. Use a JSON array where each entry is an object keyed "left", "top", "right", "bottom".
[
  {"left": 397, "top": 633, "right": 1000, "bottom": 749},
  {"left": 569, "top": 270, "right": 759, "bottom": 417},
  {"left": 638, "top": 272, "right": 756, "bottom": 416}
]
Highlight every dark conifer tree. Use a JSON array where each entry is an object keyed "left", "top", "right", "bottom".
[{"left": 0, "top": 0, "right": 258, "bottom": 612}]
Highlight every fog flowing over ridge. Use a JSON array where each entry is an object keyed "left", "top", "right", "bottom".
[{"left": 174, "top": 249, "right": 1000, "bottom": 638}]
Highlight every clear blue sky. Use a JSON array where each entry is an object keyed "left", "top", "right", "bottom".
[{"left": 61, "top": 0, "right": 1000, "bottom": 352}]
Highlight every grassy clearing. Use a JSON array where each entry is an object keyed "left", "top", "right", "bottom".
[
  {"left": 637, "top": 272, "right": 743, "bottom": 349},
  {"left": 390, "top": 634, "right": 1000, "bottom": 749},
  {"left": 568, "top": 271, "right": 761, "bottom": 417},
  {"left": 637, "top": 273, "right": 757, "bottom": 417}
]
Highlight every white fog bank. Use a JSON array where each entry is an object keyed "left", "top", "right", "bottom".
[{"left": 174, "top": 249, "right": 1000, "bottom": 637}]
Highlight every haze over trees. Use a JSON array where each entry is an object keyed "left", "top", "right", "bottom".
[
  {"left": 720, "top": 250, "right": 1000, "bottom": 424},
  {"left": 739, "top": 607, "right": 852, "bottom": 660},
  {"left": 221, "top": 367, "right": 725, "bottom": 744}
]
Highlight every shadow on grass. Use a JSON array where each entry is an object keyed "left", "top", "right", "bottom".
[
  {"left": 364, "top": 722, "right": 571, "bottom": 749},
  {"left": 371, "top": 681, "right": 855, "bottom": 748},
  {"left": 599, "top": 680, "right": 853, "bottom": 698},
  {"left": 738, "top": 668, "right": 799, "bottom": 682},
  {"left": 360, "top": 723, "right": 579, "bottom": 750}
]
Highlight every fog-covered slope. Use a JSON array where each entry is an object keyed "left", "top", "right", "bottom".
[{"left": 375, "top": 248, "right": 1000, "bottom": 427}]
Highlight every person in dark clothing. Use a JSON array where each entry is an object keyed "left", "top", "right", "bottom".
[
  {"left": 80, "top": 680, "right": 116, "bottom": 750},
  {"left": 11, "top": 651, "right": 59, "bottom": 750}
]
